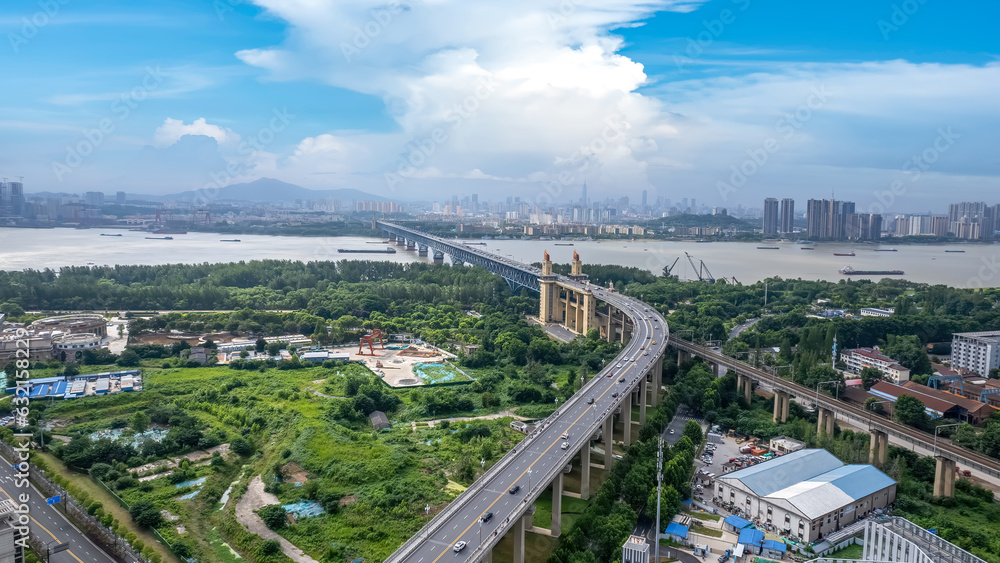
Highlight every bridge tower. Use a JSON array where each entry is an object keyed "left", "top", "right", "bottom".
[{"left": 539, "top": 251, "right": 564, "bottom": 324}]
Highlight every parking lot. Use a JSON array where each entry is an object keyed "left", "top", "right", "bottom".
[{"left": 693, "top": 429, "right": 741, "bottom": 500}]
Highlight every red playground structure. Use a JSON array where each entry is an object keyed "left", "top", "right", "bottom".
[{"left": 358, "top": 329, "right": 386, "bottom": 355}]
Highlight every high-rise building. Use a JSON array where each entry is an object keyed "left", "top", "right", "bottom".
[
  {"left": 641, "top": 189, "right": 647, "bottom": 211},
  {"left": 845, "top": 213, "right": 882, "bottom": 241},
  {"left": 0, "top": 181, "right": 24, "bottom": 217},
  {"left": 116, "top": 191, "right": 126, "bottom": 204},
  {"left": 948, "top": 201, "right": 995, "bottom": 240},
  {"left": 580, "top": 182, "right": 588, "bottom": 206},
  {"left": 780, "top": 198, "right": 795, "bottom": 234},
  {"left": 763, "top": 198, "right": 779, "bottom": 236},
  {"left": 806, "top": 198, "right": 858, "bottom": 240},
  {"left": 84, "top": 191, "right": 105, "bottom": 206}
]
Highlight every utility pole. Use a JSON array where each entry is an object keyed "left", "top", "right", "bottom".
[{"left": 654, "top": 436, "right": 663, "bottom": 563}]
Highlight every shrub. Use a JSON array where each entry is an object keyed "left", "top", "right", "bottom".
[
  {"left": 230, "top": 436, "right": 254, "bottom": 457},
  {"left": 258, "top": 540, "right": 281, "bottom": 556},
  {"left": 128, "top": 500, "right": 162, "bottom": 528},
  {"left": 258, "top": 505, "right": 287, "bottom": 530}
]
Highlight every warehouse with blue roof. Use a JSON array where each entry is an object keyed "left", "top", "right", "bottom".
[{"left": 713, "top": 449, "right": 896, "bottom": 543}]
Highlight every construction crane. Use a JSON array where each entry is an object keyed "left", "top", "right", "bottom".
[
  {"left": 663, "top": 257, "right": 681, "bottom": 277},
  {"left": 684, "top": 252, "right": 716, "bottom": 283}
]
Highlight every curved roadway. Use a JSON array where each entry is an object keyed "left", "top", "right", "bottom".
[{"left": 379, "top": 229, "right": 669, "bottom": 563}]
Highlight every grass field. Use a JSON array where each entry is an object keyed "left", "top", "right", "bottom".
[
  {"left": 33, "top": 362, "right": 531, "bottom": 563},
  {"left": 691, "top": 524, "right": 723, "bottom": 538},
  {"left": 824, "top": 543, "right": 864, "bottom": 560}
]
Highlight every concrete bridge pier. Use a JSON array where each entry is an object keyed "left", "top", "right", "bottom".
[
  {"left": 736, "top": 374, "right": 752, "bottom": 405},
  {"left": 868, "top": 430, "right": 888, "bottom": 465},
  {"left": 579, "top": 443, "right": 590, "bottom": 499},
  {"left": 772, "top": 391, "right": 790, "bottom": 423},
  {"left": 406, "top": 240, "right": 416, "bottom": 250},
  {"left": 603, "top": 415, "right": 614, "bottom": 469},
  {"left": 934, "top": 456, "right": 956, "bottom": 498},
  {"left": 551, "top": 472, "right": 563, "bottom": 537},
  {"left": 396, "top": 237, "right": 406, "bottom": 246},
  {"left": 816, "top": 408, "right": 835, "bottom": 436},
  {"left": 418, "top": 244, "right": 428, "bottom": 256},
  {"left": 513, "top": 511, "right": 530, "bottom": 563},
  {"left": 450, "top": 256, "right": 464, "bottom": 266},
  {"left": 677, "top": 349, "right": 688, "bottom": 366},
  {"left": 387, "top": 234, "right": 396, "bottom": 242},
  {"left": 432, "top": 250, "right": 444, "bottom": 262},
  {"left": 639, "top": 375, "right": 647, "bottom": 426},
  {"left": 652, "top": 357, "right": 663, "bottom": 407},
  {"left": 622, "top": 395, "right": 633, "bottom": 447}
]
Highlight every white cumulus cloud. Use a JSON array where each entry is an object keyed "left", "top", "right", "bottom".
[{"left": 153, "top": 117, "right": 240, "bottom": 148}]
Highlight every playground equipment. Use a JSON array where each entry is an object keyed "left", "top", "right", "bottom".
[{"left": 358, "top": 329, "right": 386, "bottom": 355}]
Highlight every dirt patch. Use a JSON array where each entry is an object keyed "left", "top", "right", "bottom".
[
  {"left": 282, "top": 462, "right": 309, "bottom": 484},
  {"left": 160, "top": 509, "right": 180, "bottom": 522},
  {"left": 338, "top": 495, "right": 357, "bottom": 507},
  {"left": 397, "top": 348, "right": 439, "bottom": 358}
]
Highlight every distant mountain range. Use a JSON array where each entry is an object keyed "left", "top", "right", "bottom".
[
  {"left": 166, "top": 178, "right": 389, "bottom": 203},
  {"left": 28, "top": 178, "right": 390, "bottom": 204}
]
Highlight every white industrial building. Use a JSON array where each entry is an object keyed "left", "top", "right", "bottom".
[
  {"left": 951, "top": 331, "right": 1000, "bottom": 376},
  {"left": 713, "top": 449, "right": 896, "bottom": 544}
]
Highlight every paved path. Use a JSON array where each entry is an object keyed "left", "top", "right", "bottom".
[
  {"left": 235, "top": 476, "right": 319, "bottom": 563},
  {"left": 422, "top": 409, "right": 529, "bottom": 428}
]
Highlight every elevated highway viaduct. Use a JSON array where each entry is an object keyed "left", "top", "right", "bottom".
[{"left": 376, "top": 221, "right": 667, "bottom": 563}]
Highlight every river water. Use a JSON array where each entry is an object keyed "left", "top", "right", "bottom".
[{"left": 2, "top": 228, "right": 997, "bottom": 288}]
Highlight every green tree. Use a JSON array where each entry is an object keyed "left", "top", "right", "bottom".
[
  {"left": 255, "top": 338, "right": 267, "bottom": 352},
  {"left": 130, "top": 411, "right": 150, "bottom": 433},
  {"left": 860, "top": 366, "right": 884, "bottom": 390},
  {"left": 683, "top": 420, "right": 703, "bottom": 445},
  {"left": 116, "top": 349, "right": 141, "bottom": 367},
  {"left": 892, "top": 394, "right": 928, "bottom": 428},
  {"left": 864, "top": 397, "right": 885, "bottom": 414},
  {"left": 258, "top": 505, "right": 287, "bottom": 530},
  {"left": 128, "top": 500, "right": 162, "bottom": 528},
  {"left": 882, "top": 335, "right": 932, "bottom": 375}
]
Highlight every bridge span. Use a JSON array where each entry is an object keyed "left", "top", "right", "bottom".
[
  {"left": 672, "top": 339, "right": 1000, "bottom": 494},
  {"left": 375, "top": 221, "right": 669, "bottom": 563}
]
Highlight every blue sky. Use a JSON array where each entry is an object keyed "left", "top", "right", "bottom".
[{"left": 2, "top": 0, "right": 998, "bottom": 211}]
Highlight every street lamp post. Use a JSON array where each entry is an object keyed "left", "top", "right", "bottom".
[{"left": 933, "top": 423, "right": 962, "bottom": 457}]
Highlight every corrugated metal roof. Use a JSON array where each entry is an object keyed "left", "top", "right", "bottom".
[
  {"left": 766, "top": 465, "right": 896, "bottom": 519},
  {"left": 738, "top": 528, "right": 764, "bottom": 546},
  {"left": 665, "top": 523, "right": 689, "bottom": 538},
  {"left": 718, "top": 449, "right": 843, "bottom": 496},
  {"left": 762, "top": 540, "right": 786, "bottom": 552},
  {"left": 723, "top": 515, "right": 752, "bottom": 529}
]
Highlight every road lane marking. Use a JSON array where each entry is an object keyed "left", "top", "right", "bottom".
[{"left": 427, "top": 325, "right": 657, "bottom": 562}]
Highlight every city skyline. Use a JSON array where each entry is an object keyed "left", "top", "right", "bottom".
[{"left": 1, "top": 1, "right": 998, "bottom": 208}]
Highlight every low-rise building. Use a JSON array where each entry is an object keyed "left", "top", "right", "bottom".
[
  {"left": 768, "top": 436, "right": 805, "bottom": 455},
  {"left": 622, "top": 535, "right": 650, "bottom": 563},
  {"left": 844, "top": 347, "right": 911, "bottom": 383},
  {"left": 869, "top": 381, "right": 994, "bottom": 424},
  {"left": 860, "top": 307, "right": 895, "bottom": 318},
  {"left": 713, "top": 449, "right": 896, "bottom": 544}
]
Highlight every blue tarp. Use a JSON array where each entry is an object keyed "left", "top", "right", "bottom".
[
  {"left": 738, "top": 528, "right": 765, "bottom": 547},
  {"left": 762, "top": 540, "right": 786, "bottom": 553},
  {"left": 665, "top": 522, "right": 689, "bottom": 539},
  {"left": 724, "top": 515, "right": 753, "bottom": 529}
]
